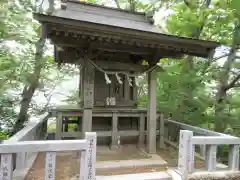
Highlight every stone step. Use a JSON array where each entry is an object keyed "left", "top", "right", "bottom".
[
  {"left": 96, "top": 171, "right": 172, "bottom": 180},
  {"left": 96, "top": 155, "right": 167, "bottom": 170},
  {"left": 96, "top": 156, "right": 168, "bottom": 176}
]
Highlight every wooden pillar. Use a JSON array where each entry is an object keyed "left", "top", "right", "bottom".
[
  {"left": 82, "top": 60, "right": 95, "bottom": 138},
  {"left": 64, "top": 117, "right": 69, "bottom": 132},
  {"left": 133, "top": 77, "right": 137, "bottom": 104},
  {"left": 56, "top": 112, "right": 63, "bottom": 140},
  {"left": 111, "top": 113, "right": 118, "bottom": 149},
  {"left": 138, "top": 113, "right": 145, "bottom": 148},
  {"left": 78, "top": 66, "right": 82, "bottom": 105},
  {"left": 147, "top": 69, "right": 157, "bottom": 154},
  {"left": 124, "top": 75, "right": 130, "bottom": 100}
]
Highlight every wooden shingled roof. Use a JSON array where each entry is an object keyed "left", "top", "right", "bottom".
[{"left": 34, "top": 0, "right": 220, "bottom": 64}]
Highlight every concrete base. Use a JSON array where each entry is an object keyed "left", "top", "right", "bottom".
[
  {"left": 71, "top": 169, "right": 184, "bottom": 180},
  {"left": 71, "top": 171, "right": 172, "bottom": 180},
  {"left": 188, "top": 171, "right": 240, "bottom": 180},
  {"left": 110, "top": 144, "right": 122, "bottom": 151},
  {"left": 96, "top": 171, "right": 172, "bottom": 180}
]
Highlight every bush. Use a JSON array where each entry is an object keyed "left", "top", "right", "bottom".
[{"left": 0, "top": 131, "right": 8, "bottom": 140}]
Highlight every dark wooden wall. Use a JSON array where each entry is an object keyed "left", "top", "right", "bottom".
[{"left": 81, "top": 69, "right": 137, "bottom": 107}]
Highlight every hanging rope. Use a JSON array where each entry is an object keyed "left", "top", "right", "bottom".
[
  {"left": 85, "top": 58, "right": 159, "bottom": 85},
  {"left": 87, "top": 58, "right": 158, "bottom": 77}
]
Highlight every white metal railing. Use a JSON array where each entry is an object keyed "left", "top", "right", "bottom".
[
  {"left": 177, "top": 130, "right": 240, "bottom": 179},
  {"left": 0, "top": 132, "right": 97, "bottom": 180}
]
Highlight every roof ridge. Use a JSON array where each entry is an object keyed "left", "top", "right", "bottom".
[{"left": 66, "top": 0, "right": 145, "bottom": 16}]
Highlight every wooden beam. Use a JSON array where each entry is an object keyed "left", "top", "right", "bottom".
[
  {"left": 50, "top": 35, "right": 153, "bottom": 55},
  {"left": 90, "top": 59, "right": 151, "bottom": 72},
  {"left": 90, "top": 42, "right": 151, "bottom": 55}
]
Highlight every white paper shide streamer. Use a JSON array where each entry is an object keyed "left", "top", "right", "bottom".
[
  {"left": 126, "top": 75, "right": 132, "bottom": 86},
  {"left": 104, "top": 73, "right": 111, "bottom": 84},
  {"left": 115, "top": 73, "right": 123, "bottom": 84}
]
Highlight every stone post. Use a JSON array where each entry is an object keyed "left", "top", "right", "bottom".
[{"left": 178, "top": 130, "right": 194, "bottom": 178}]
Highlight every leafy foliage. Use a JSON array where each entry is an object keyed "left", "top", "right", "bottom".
[{"left": 0, "top": 0, "right": 240, "bottom": 137}]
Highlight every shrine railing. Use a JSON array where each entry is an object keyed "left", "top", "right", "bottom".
[
  {"left": 178, "top": 130, "right": 240, "bottom": 180},
  {"left": 163, "top": 118, "right": 237, "bottom": 169},
  {"left": 1, "top": 112, "right": 51, "bottom": 178},
  {"left": 0, "top": 132, "right": 97, "bottom": 180}
]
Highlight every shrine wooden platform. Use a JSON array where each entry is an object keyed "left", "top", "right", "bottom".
[{"left": 50, "top": 106, "right": 166, "bottom": 149}]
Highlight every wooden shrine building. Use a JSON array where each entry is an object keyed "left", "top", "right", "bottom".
[{"left": 34, "top": 0, "right": 220, "bottom": 154}]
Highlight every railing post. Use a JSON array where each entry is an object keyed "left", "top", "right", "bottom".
[
  {"left": 42, "top": 119, "right": 48, "bottom": 139},
  {"left": 84, "top": 132, "right": 97, "bottom": 180},
  {"left": 0, "top": 154, "right": 13, "bottom": 180},
  {"left": 228, "top": 145, "right": 240, "bottom": 170},
  {"left": 45, "top": 152, "right": 56, "bottom": 180},
  {"left": 200, "top": 145, "right": 206, "bottom": 159},
  {"left": 164, "top": 120, "right": 169, "bottom": 140},
  {"left": 159, "top": 113, "right": 165, "bottom": 149},
  {"left": 138, "top": 113, "right": 145, "bottom": 148},
  {"left": 178, "top": 130, "right": 194, "bottom": 179},
  {"left": 16, "top": 152, "right": 26, "bottom": 170},
  {"left": 204, "top": 145, "right": 217, "bottom": 171},
  {"left": 56, "top": 112, "right": 63, "bottom": 140}
]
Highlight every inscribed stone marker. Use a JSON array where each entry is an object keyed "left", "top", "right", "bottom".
[
  {"left": 0, "top": 154, "right": 13, "bottom": 180},
  {"left": 85, "top": 132, "right": 97, "bottom": 180},
  {"left": 45, "top": 152, "right": 56, "bottom": 180}
]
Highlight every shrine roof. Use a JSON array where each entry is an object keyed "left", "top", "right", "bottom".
[
  {"left": 58, "top": 0, "right": 166, "bottom": 34},
  {"left": 33, "top": 0, "right": 220, "bottom": 60}
]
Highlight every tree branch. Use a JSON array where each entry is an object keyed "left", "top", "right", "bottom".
[
  {"left": 232, "top": 83, "right": 240, "bottom": 88},
  {"left": 225, "top": 74, "right": 240, "bottom": 91},
  {"left": 212, "top": 52, "right": 232, "bottom": 62}
]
